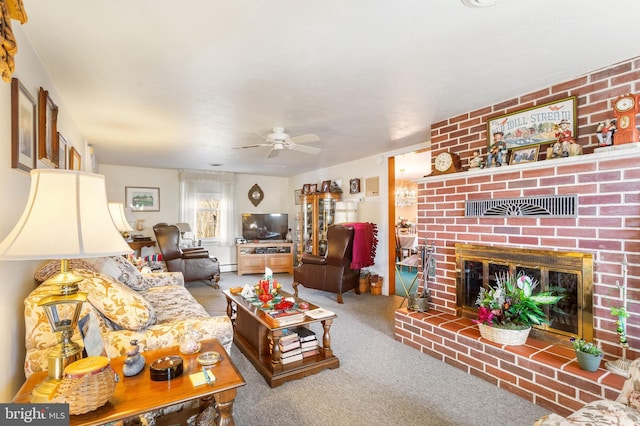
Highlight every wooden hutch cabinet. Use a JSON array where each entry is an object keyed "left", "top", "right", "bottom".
[{"left": 298, "top": 192, "right": 341, "bottom": 263}]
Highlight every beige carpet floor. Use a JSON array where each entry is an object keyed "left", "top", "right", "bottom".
[{"left": 186, "top": 272, "right": 549, "bottom": 426}]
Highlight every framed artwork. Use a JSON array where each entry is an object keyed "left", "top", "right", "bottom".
[
  {"left": 321, "top": 180, "right": 331, "bottom": 193},
  {"left": 10, "top": 78, "right": 37, "bottom": 173},
  {"left": 349, "top": 178, "right": 361, "bottom": 194},
  {"left": 365, "top": 176, "right": 379, "bottom": 197},
  {"left": 69, "top": 146, "right": 81, "bottom": 170},
  {"left": 294, "top": 189, "right": 302, "bottom": 205},
  {"left": 57, "top": 133, "right": 68, "bottom": 169},
  {"left": 126, "top": 186, "right": 160, "bottom": 211},
  {"left": 38, "top": 87, "right": 59, "bottom": 167},
  {"left": 309, "top": 183, "right": 318, "bottom": 193},
  {"left": 487, "top": 96, "right": 576, "bottom": 151},
  {"left": 510, "top": 145, "right": 539, "bottom": 164},
  {"left": 302, "top": 184, "right": 311, "bottom": 195}
]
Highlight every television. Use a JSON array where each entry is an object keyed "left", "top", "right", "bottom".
[{"left": 241, "top": 213, "right": 288, "bottom": 241}]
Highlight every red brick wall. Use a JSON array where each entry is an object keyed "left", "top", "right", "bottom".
[
  {"left": 418, "top": 55, "right": 640, "bottom": 360},
  {"left": 397, "top": 55, "right": 640, "bottom": 415}
]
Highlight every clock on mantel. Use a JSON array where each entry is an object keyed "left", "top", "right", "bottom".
[
  {"left": 612, "top": 93, "right": 640, "bottom": 145},
  {"left": 428, "top": 152, "right": 462, "bottom": 176}
]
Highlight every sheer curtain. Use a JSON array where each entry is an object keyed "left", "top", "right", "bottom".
[{"left": 179, "top": 169, "right": 235, "bottom": 247}]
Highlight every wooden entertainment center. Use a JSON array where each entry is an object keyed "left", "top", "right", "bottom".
[{"left": 236, "top": 242, "right": 294, "bottom": 275}]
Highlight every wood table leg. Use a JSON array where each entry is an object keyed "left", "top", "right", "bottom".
[
  {"left": 321, "top": 318, "right": 333, "bottom": 358},
  {"left": 214, "top": 389, "right": 238, "bottom": 426}
]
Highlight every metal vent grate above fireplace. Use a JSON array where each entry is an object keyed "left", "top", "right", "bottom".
[{"left": 465, "top": 194, "right": 577, "bottom": 217}]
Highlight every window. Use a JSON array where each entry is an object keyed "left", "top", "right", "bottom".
[
  {"left": 196, "top": 193, "right": 221, "bottom": 239},
  {"left": 179, "top": 170, "right": 234, "bottom": 246}
]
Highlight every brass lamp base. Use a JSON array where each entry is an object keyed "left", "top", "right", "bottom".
[{"left": 30, "top": 344, "right": 83, "bottom": 402}]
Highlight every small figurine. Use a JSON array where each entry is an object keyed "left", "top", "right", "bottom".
[
  {"left": 596, "top": 119, "right": 616, "bottom": 146},
  {"left": 487, "top": 131, "right": 507, "bottom": 167},
  {"left": 468, "top": 150, "right": 484, "bottom": 169},
  {"left": 552, "top": 119, "right": 576, "bottom": 158},
  {"left": 123, "top": 339, "right": 145, "bottom": 377}
]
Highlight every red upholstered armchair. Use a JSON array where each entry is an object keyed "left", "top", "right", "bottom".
[
  {"left": 153, "top": 223, "right": 220, "bottom": 287},
  {"left": 293, "top": 224, "right": 360, "bottom": 303}
]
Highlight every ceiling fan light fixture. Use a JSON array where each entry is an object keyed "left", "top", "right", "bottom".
[
  {"left": 273, "top": 142, "right": 284, "bottom": 150},
  {"left": 461, "top": 0, "right": 497, "bottom": 7}
]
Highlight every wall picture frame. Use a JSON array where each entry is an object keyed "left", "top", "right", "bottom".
[
  {"left": 126, "top": 186, "right": 160, "bottom": 211},
  {"left": 10, "top": 78, "right": 37, "bottom": 173},
  {"left": 321, "top": 180, "right": 331, "bottom": 193},
  {"left": 57, "top": 133, "right": 68, "bottom": 169},
  {"left": 349, "top": 178, "right": 361, "bottom": 194},
  {"left": 38, "top": 87, "right": 59, "bottom": 167},
  {"left": 294, "top": 189, "right": 302, "bottom": 205},
  {"left": 69, "top": 146, "right": 81, "bottom": 170},
  {"left": 510, "top": 145, "right": 539, "bottom": 164},
  {"left": 487, "top": 96, "right": 577, "bottom": 151}
]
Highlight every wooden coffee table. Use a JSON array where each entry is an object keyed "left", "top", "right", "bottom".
[
  {"left": 12, "top": 339, "right": 245, "bottom": 426},
  {"left": 224, "top": 290, "right": 339, "bottom": 388}
]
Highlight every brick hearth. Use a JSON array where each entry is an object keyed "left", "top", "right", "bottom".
[{"left": 394, "top": 308, "right": 625, "bottom": 417}]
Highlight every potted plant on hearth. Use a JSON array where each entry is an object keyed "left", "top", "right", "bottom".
[
  {"left": 571, "top": 337, "right": 604, "bottom": 372},
  {"left": 474, "top": 271, "right": 563, "bottom": 345}
]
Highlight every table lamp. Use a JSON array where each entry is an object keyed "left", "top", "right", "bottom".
[
  {"left": 108, "top": 202, "right": 134, "bottom": 239},
  {"left": 175, "top": 222, "right": 192, "bottom": 238},
  {"left": 0, "top": 169, "right": 132, "bottom": 402}
]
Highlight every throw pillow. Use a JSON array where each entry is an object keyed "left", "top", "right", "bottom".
[
  {"left": 75, "top": 268, "right": 156, "bottom": 331},
  {"left": 34, "top": 259, "right": 99, "bottom": 283},
  {"left": 84, "top": 256, "right": 146, "bottom": 291}
]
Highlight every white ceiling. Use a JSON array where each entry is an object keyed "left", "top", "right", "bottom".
[{"left": 18, "top": 0, "right": 640, "bottom": 179}]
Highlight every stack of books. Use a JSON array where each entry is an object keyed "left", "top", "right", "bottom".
[
  {"left": 264, "top": 308, "right": 306, "bottom": 327},
  {"left": 279, "top": 330, "right": 303, "bottom": 365},
  {"left": 295, "top": 326, "right": 320, "bottom": 358}
]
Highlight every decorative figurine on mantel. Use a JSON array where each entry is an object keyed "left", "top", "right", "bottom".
[
  {"left": 487, "top": 132, "right": 507, "bottom": 167},
  {"left": 468, "top": 150, "right": 484, "bottom": 169},
  {"left": 123, "top": 339, "right": 145, "bottom": 377},
  {"left": 551, "top": 119, "right": 582, "bottom": 157},
  {"left": 596, "top": 119, "right": 616, "bottom": 146}
]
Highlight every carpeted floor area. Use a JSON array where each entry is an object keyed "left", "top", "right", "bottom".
[{"left": 187, "top": 272, "right": 548, "bottom": 425}]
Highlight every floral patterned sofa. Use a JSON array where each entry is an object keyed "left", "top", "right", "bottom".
[
  {"left": 25, "top": 255, "right": 233, "bottom": 378},
  {"left": 535, "top": 358, "right": 640, "bottom": 425}
]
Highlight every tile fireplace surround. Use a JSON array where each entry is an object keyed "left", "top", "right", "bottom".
[{"left": 395, "top": 145, "right": 640, "bottom": 415}]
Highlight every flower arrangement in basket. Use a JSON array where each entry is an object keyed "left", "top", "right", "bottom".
[{"left": 474, "top": 271, "right": 562, "bottom": 345}]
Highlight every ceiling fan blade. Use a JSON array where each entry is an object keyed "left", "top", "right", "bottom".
[
  {"left": 291, "top": 144, "right": 321, "bottom": 155},
  {"left": 289, "top": 134, "right": 320, "bottom": 144},
  {"left": 267, "top": 148, "right": 281, "bottom": 158},
  {"left": 232, "top": 143, "right": 271, "bottom": 150}
]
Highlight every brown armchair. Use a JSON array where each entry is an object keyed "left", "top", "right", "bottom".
[
  {"left": 153, "top": 223, "right": 220, "bottom": 287},
  {"left": 293, "top": 224, "right": 361, "bottom": 303}
]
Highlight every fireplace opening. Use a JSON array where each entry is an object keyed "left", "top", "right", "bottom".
[{"left": 455, "top": 243, "right": 594, "bottom": 342}]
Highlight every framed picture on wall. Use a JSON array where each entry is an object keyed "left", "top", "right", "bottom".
[
  {"left": 57, "top": 133, "right": 68, "bottom": 169},
  {"left": 126, "top": 186, "right": 160, "bottom": 211},
  {"left": 69, "top": 146, "right": 81, "bottom": 170},
  {"left": 38, "top": 87, "right": 58, "bottom": 168},
  {"left": 10, "top": 78, "right": 37, "bottom": 173},
  {"left": 510, "top": 145, "right": 539, "bottom": 164},
  {"left": 294, "top": 189, "right": 302, "bottom": 205}
]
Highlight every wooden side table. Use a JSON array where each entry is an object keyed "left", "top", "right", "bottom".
[
  {"left": 127, "top": 240, "right": 156, "bottom": 257},
  {"left": 12, "top": 339, "right": 245, "bottom": 426}
]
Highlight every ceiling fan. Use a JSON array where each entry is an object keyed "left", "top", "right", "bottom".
[{"left": 233, "top": 127, "right": 321, "bottom": 158}]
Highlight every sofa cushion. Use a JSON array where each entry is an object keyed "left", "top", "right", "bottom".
[
  {"left": 139, "top": 285, "right": 209, "bottom": 324},
  {"left": 76, "top": 269, "right": 156, "bottom": 330}
]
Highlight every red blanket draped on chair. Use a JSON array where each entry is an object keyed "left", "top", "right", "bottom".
[{"left": 342, "top": 222, "right": 378, "bottom": 269}]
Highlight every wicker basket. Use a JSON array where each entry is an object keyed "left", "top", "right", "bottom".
[
  {"left": 477, "top": 323, "right": 531, "bottom": 346},
  {"left": 52, "top": 356, "right": 117, "bottom": 415}
]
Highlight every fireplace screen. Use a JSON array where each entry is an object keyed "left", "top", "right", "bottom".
[{"left": 456, "top": 244, "right": 593, "bottom": 341}]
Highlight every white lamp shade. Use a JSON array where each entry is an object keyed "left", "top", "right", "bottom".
[
  {"left": 0, "top": 169, "right": 133, "bottom": 260},
  {"left": 108, "top": 202, "right": 134, "bottom": 233},
  {"left": 175, "top": 222, "right": 192, "bottom": 233}
]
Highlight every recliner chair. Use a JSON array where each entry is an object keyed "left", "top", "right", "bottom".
[
  {"left": 293, "top": 224, "right": 360, "bottom": 303},
  {"left": 153, "top": 223, "right": 220, "bottom": 287}
]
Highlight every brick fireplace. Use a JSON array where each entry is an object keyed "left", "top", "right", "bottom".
[{"left": 394, "top": 56, "right": 640, "bottom": 414}]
